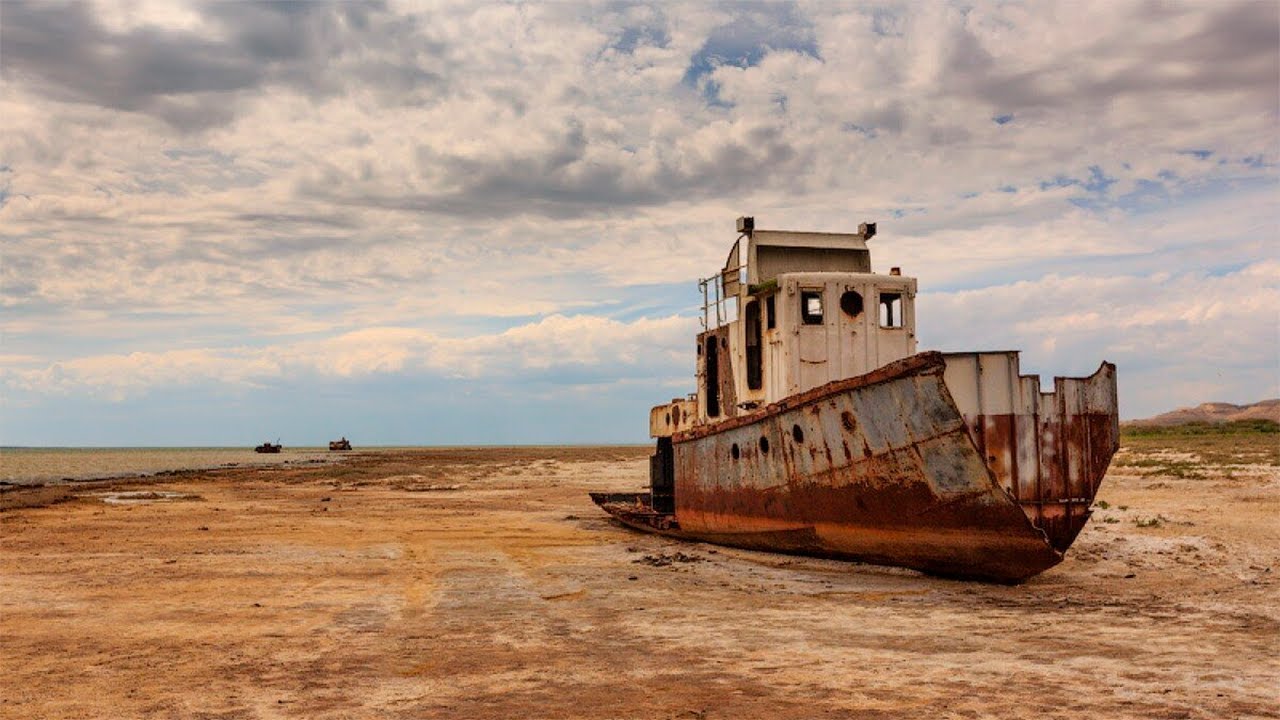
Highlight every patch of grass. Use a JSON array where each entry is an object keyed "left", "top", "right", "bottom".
[
  {"left": 1135, "top": 515, "right": 1167, "bottom": 528},
  {"left": 1111, "top": 455, "right": 1209, "bottom": 479},
  {"left": 1122, "top": 419, "right": 1278, "bottom": 437},
  {"left": 1120, "top": 430, "right": 1279, "bottom": 469}
]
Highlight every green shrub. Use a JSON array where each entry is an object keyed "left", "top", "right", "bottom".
[{"left": 1122, "top": 419, "right": 1278, "bottom": 438}]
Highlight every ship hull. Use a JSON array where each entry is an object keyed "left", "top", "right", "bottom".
[{"left": 593, "top": 352, "right": 1118, "bottom": 583}]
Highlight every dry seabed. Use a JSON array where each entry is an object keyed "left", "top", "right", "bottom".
[{"left": 1, "top": 445, "right": 1276, "bottom": 719}]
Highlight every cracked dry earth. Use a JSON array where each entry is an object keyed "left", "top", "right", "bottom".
[{"left": 1, "top": 443, "right": 1276, "bottom": 719}]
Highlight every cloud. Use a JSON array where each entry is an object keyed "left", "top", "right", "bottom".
[
  {"left": 0, "top": 0, "right": 442, "bottom": 131},
  {"left": 932, "top": 2, "right": 1278, "bottom": 114},
  {"left": 2, "top": 313, "right": 696, "bottom": 401},
  {"left": 682, "top": 3, "right": 819, "bottom": 105},
  {"left": 920, "top": 259, "right": 1280, "bottom": 415},
  {"left": 0, "top": 1, "right": 1275, "bottom": 441}
]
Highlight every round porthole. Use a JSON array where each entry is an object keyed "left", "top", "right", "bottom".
[
  {"left": 792, "top": 424, "right": 804, "bottom": 443},
  {"left": 840, "top": 290, "right": 864, "bottom": 317},
  {"left": 759, "top": 436, "right": 770, "bottom": 454},
  {"left": 839, "top": 288, "right": 870, "bottom": 316},
  {"left": 731, "top": 443, "right": 740, "bottom": 460}
]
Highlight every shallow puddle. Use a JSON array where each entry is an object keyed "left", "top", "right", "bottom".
[{"left": 96, "top": 491, "right": 201, "bottom": 505}]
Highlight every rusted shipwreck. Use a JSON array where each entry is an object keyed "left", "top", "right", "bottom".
[
  {"left": 592, "top": 217, "right": 1118, "bottom": 583},
  {"left": 329, "top": 437, "right": 352, "bottom": 451}
]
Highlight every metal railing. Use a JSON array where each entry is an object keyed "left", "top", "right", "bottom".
[
  {"left": 698, "top": 274, "right": 726, "bottom": 329},
  {"left": 699, "top": 236, "right": 745, "bottom": 329}
]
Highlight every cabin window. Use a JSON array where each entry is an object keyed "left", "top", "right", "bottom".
[
  {"left": 705, "top": 337, "right": 721, "bottom": 417},
  {"left": 840, "top": 290, "right": 864, "bottom": 317},
  {"left": 744, "top": 300, "right": 763, "bottom": 390},
  {"left": 879, "top": 292, "right": 903, "bottom": 328},
  {"left": 765, "top": 295, "right": 776, "bottom": 329},
  {"left": 801, "top": 291, "right": 824, "bottom": 325}
]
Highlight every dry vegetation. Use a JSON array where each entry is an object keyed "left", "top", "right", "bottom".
[
  {"left": 2, "top": 434, "right": 1276, "bottom": 719},
  {"left": 1115, "top": 420, "right": 1279, "bottom": 478}
]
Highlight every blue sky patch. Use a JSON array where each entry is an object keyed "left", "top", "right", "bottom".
[
  {"left": 1083, "top": 165, "right": 1116, "bottom": 194},
  {"left": 1039, "top": 175, "right": 1078, "bottom": 190},
  {"left": 612, "top": 23, "right": 670, "bottom": 54},
  {"left": 683, "top": 4, "right": 819, "bottom": 105}
]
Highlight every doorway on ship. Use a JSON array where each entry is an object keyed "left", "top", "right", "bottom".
[{"left": 650, "top": 437, "right": 675, "bottom": 513}]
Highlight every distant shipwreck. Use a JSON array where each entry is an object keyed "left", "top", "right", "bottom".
[{"left": 592, "top": 217, "right": 1118, "bottom": 583}]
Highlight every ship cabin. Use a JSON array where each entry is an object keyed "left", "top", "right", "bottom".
[{"left": 650, "top": 217, "right": 918, "bottom": 439}]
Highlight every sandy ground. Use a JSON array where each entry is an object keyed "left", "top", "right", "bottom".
[{"left": 1, "top": 443, "right": 1277, "bottom": 719}]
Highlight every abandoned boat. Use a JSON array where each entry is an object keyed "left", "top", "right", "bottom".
[
  {"left": 591, "top": 217, "right": 1118, "bottom": 583},
  {"left": 254, "top": 441, "right": 282, "bottom": 454},
  {"left": 329, "top": 437, "right": 352, "bottom": 451}
]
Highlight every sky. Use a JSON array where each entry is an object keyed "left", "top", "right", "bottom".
[{"left": 1, "top": 0, "right": 1277, "bottom": 446}]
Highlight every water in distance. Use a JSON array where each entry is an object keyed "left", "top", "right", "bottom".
[{"left": 0, "top": 447, "right": 340, "bottom": 485}]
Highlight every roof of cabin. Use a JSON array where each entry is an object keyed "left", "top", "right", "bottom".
[
  {"left": 745, "top": 229, "right": 871, "bottom": 285},
  {"left": 749, "top": 230, "right": 868, "bottom": 251}
]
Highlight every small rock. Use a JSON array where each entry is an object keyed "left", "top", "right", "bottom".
[{"left": 634, "top": 551, "right": 705, "bottom": 567}]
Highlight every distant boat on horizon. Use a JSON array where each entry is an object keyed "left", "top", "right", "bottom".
[
  {"left": 254, "top": 440, "right": 282, "bottom": 454},
  {"left": 328, "top": 437, "right": 352, "bottom": 451}
]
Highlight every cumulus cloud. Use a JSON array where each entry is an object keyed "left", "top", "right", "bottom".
[
  {"left": 2, "top": 314, "right": 696, "bottom": 401},
  {"left": 0, "top": 0, "right": 1275, "bottom": 441},
  {"left": 921, "top": 259, "right": 1280, "bottom": 416},
  {"left": 0, "top": 1, "right": 442, "bottom": 131}
]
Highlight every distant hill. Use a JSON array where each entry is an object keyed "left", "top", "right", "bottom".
[{"left": 1127, "top": 399, "right": 1280, "bottom": 427}]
